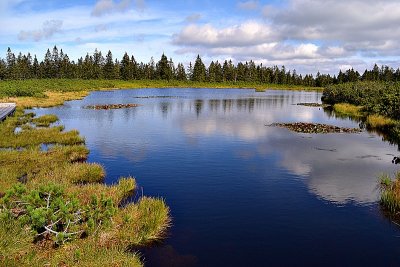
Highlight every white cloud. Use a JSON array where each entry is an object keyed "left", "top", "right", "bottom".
[
  {"left": 91, "top": 0, "right": 145, "bottom": 17},
  {"left": 267, "top": 0, "right": 400, "bottom": 54},
  {"left": 185, "top": 13, "right": 202, "bottom": 23},
  {"left": 173, "top": 21, "right": 278, "bottom": 48},
  {"left": 237, "top": 0, "right": 259, "bottom": 10},
  {"left": 172, "top": 0, "right": 400, "bottom": 74},
  {"left": 18, "top": 20, "right": 63, "bottom": 42}
]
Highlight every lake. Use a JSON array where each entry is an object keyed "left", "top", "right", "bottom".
[{"left": 34, "top": 88, "right": 400, "bottom": 266}]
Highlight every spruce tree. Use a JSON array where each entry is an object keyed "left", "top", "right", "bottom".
[
  {"left": 192, "top": 55, "right": 206, "bottom": 82},
  {"left": 103, "top": 50, "right": 115, "bottom": 79},
  {"left": 156, "top": 53, "right": 173, "bottom": 80},
  {"left": 176, "top": 63, "right": 186, "bottom": 80}
]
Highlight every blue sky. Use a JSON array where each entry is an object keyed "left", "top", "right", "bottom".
[{"left": 1, "top": 0, "right": 400, "bottom": 74}]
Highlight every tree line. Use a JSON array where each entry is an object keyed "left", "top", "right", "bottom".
[{"left": 1, "top": 46, "right": 400, "bottom": 87}]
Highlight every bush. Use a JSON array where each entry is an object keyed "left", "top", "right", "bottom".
[
  {"left": 323, "top": 81, "right": 400, "bottom": 120},
  {"left": 0, "top": 184, "right": 116, "bottom": 245}
]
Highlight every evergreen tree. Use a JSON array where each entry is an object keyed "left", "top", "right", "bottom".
[
  {"left": 43, "top": 49, "right": 53, "bottom": 78},
  {"left": 156, "top": 53, "right": 173, "bottom": 80},
  {"left": 0, "top": 58, "right": 6, "bottom": 80},
  {"left": 32, "top": 55, "right": 40, "bottom": 78},
  {"left": 103, "top": 50, "right": 115, "bottom": 79},
  {"left": 93, "top": 49, "right": 103, "bottom": 79},
  {"left": 207, "top": 61, "right": 216, "bottom": 82},
  {"left": 120, "top": 52, "right": 132, "bottom": 80},
  {"left": 187, "top": 62, "right": 193, "bottom": 80},
  {"left": 236, "top": 62, "right": 246, "bottom": 81},
  {"left": 192, "top": 55, "right": 206, "bottom": 82},
  {"left": 6, "top": 47, "right": 16, "bottom": 79},
  {"left": 51, "top": 46, "right": 60, "bottom": 78},
  {"left": 176, "top": 63, "right": 186, "bottom": 80}
]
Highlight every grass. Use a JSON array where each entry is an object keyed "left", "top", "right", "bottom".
[
  {"left": 333, "top": 103, "right": 364, "bottom": 118},
  {"left": 0, "top": 105, "right": 170, "bottom": 266},
  {"left": 0, "top": 79, "right": 321, "bottom": 109},
  {"left": 32, "top": 114, "right": 58, "bottom": 127},
  {"left": 332, "top": 103, "right": 400, "bottom": 144},
  {"left": 366, "top": 114, "right": 397, "bottom": 129},
  {"left": 66, "top": 163, "right": 106, "bottom": 184},
  {"left": 379, "top": 172, "right": 400, "bottom": 215},
  {"left": 1, "top": 91, "right": 90, "bottom": 108}
]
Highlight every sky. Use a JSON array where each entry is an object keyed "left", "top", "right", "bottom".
[{"left": 1, "top": 0, "right": 400, "bottom": 75}]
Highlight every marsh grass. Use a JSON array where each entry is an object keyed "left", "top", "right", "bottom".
[
  {"left": 0, "top": 108, "right": 170, "bottom": 266},
  {"left": 0, "top": 79, "right": 322, "bottom": 100},
  {"left": 66, "top": 163, "right": 105, "bottom": 184},
  {"left": 366, "top": 115, "right": 397, "bottom": 129},
  {"left": 379, "top": 172, "right": 400, "bottom": 215},
  {"left": 32, "top": 114, "right": 58, "bottom": 127},
  {"left": 333, "top": 103, "right": 364, "bottom": 118}
]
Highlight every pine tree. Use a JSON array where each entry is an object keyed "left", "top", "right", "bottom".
[
  {"left": 187, "top": 62, "right": 193, "bottom": 80},
  {"left": 43, "top": 49, "right": 52, "bottom": 78},
  {"left": 93, "top": 49, "right": 103, "bottom": 79},
  {"left": 156, "top": 53, "right": 173, "bottom": 80},
  {"left": 6, "top": 47, "right": 16, "bottom": 79},
  {"left": 207, "top": 61, "right": 216, "bottom": 82},
  {"left": 0, "top": 58, "right": 6, "bottom": 80},
  {"left": 176, "top": 63, "right": 186, "bottom": 80},
  {"left": 51, "top": 46, "right": 60, "bottom": 78},
  {"left": 192, "top": 55, "right": 206, "bottom": 82},
  {"left": 120, "top": 52, "right": 132, "bottom": 80},
  {"left": 103, "top": 50, "right": 115, "bottom": 79}
]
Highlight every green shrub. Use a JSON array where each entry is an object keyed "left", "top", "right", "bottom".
[{"left": 0, "top": 184, "right": 116, "bottom": 245}]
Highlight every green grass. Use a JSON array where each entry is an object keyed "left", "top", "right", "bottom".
[
  {"left": 0, "top": 107, "right": 170, "bottom": 266},
  {"left": 0, "top": 78, "right": 322, "bottom": 97},
  {"left": 66, "top": 163, "right": 106, "bottom": 184},
  {"left": 331, "top": 103, "right": 400, "bottom": 143},
  {"left": 366, "top": 114, "right": 397, "bottom": 129},
  {"left": 323, "top": 81, "right": 400, "bottom": 120},
  {"left": 379, "top": 172, "right": 400, "bottom": 215},
  {"left": 32, "top": 114, "right": 58, "bottom": 127},
  {"left": 333, "top": 103, "right": 364, "bottom": 118}
]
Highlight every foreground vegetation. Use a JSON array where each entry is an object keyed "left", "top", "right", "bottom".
[{"left": 0, "top": 108, "right": 170, "bottom": 266}]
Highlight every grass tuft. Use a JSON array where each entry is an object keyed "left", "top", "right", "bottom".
[
  {"left": 333, "top": 103, "right": 363, "bottom": 118},
  {"left": 66, "top": 163, "right": 105, "bottom": 184},
  {"left": 379, "top": 172, "right": 400, "bottom": 215},
  {"left": 366, "top": 115, "right": 397, "bottom": 129},
  {"left": 32, "top": 114, "right": 58, "bottom": 127}
]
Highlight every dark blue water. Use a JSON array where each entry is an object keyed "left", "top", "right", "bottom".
[{"left": 35, "top": 89, "right": 400, "bottom": 266}]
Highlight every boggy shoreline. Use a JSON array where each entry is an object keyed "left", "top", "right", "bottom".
[{"left": 0, "top": 105, "right": 170, "bottom": 266}]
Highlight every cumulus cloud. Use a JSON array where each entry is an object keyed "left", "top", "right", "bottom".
[
  {"left": 95, "top": 24, "right": 108, "bottom": 32},
  {"left": 173, "top": 21, "right": 278, "bottom": 48},
  {"left": 266, "top": 0, "right": 400, "bottom": 53},
  {"left": 18, "top": 20, "right": 63, "bottom": 41},
  {"left": 173, "top": 0, "right": 400, "bottom": 73},
  {"left": 185, "top": 13, "right": 202, "bottom": 23},
  {"left": 237, "top": 0, "right": 259, "bottom": 10},
  {"left": 91, "top": 0, "right": 145, "bottom": 17}
]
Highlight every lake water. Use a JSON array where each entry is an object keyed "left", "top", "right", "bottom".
[{"left": 35, "top": 88, "right": 400, "bottom": 266}]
